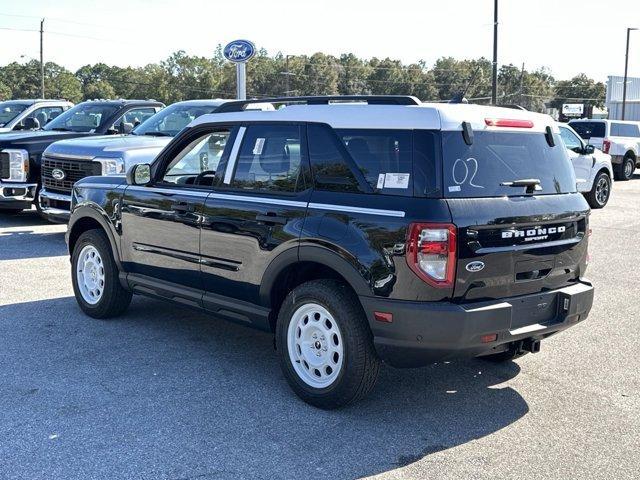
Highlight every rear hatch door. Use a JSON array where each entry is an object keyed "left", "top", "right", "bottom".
[{"left": 441, "top": 127, "right": 589, "bottom": 307}]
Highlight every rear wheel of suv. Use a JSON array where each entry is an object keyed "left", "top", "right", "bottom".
[
  {"left": 585, "top": 171, "right": 611, "bottom": 209},
  {"left": 616, "top": 154, "right": 636, "bottom": 181},
  {"left": 276, "top": 279, "right": 380, "bottom": 409},
  {"left": 71, "top": 229, "right": 132, "bottom": 319}
]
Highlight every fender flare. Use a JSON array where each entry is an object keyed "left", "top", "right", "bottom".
[
  {"left": 67, "top": 203, "right": 123, "bottom": 271},
  {"left": 258, "top": 244, "right": 372, "bottom": 307}
]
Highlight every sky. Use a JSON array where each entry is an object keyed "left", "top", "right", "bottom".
[{"left": 1, "top": 0, "right": 639, "bottom": 82}]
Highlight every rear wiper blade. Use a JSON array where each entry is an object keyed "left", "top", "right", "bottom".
[{"left": 500, "top": 178, "right": 542, "bottom": 194}]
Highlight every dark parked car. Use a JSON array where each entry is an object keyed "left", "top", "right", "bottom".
[
  {"left": 0, "top": 99, "right": 163, "bottom": 214},
  {"left": 65, "top": 96, "right": 594, "bottom": 408}
]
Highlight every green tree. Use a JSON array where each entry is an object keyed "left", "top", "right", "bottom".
[{"left": 551, "top": 73, "right": 606, "bottom": 109}]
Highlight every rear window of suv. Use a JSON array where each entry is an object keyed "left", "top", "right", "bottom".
[
  {"left": 442, "top": 131, "right": 576, "bottom": 198},
  {"left": 569, "top": 121, "right": 606, "bottom": 139}
]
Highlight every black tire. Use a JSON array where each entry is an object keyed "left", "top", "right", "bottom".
[
  {"left": 275, "top": 279, "right": 380, "bottom": 409},
  {"left": 615, "top": 154, "right": 636, "bottom": 181},
  {"left": 585, "top": 171, "right": 611, "bottom": 209},
  {"left": 71, "top": 228, "right": 132, "bottom": 319},
  {"left": 480, "top": 343, "right": 528, "bottom": 363}
]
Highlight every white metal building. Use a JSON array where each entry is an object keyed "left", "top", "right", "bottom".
[{"left": 606, "top": 75, "right": 640, "bottom": 120}]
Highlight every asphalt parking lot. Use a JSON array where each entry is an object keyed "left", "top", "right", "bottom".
[{"left": 0, "top": 179, "right": 638, "bottom": 480}]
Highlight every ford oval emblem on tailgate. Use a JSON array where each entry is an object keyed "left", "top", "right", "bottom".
[
  {"left": 466, "top": 261, "right": 485, "bottom": 272},
  {"left": 51, "top": 168, "right": 66, "bottom": 180}
]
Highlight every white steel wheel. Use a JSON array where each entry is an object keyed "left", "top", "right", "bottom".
[
  {"left": 76, "top": 245, "right": 106, "bottom": 305},
  {"left": 287, "top": 303, "right": 344, "bottom": 389}
]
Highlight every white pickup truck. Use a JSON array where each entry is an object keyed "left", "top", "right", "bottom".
[{"left": 568, "top": 119, "right": 640, "bottom": 181}]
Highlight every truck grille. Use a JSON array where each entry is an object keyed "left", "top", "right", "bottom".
[
  {"left": 0, "top": 152, "right": 9, "bottom": 179},
  {"left": 41, "top": 156, "right": 102, "bottom": 194}
]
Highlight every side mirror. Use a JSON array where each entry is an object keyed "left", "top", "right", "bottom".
[
  {"left": 117, "top": 122, "right": 134, "bottom": 134},
  {"left": 583, "top": 144, "right": 595, "bottom": 155},
  {"left": 22, "top": 117, "right": 39, "bottom": 130},
  {"left": 126, "top": 163, "right": 151, "bottom": 186}
]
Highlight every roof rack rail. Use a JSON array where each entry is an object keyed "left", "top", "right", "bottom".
[{"left": 214, "top": 95, "right": 421, "bottom": 113}]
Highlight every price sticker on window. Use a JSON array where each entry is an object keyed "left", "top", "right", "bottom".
[
  {"left": 383, "top": 173, "right": 410, "bottom": 189},
  {"left": 253, "top": 138, "right": 265, "bottom": 155}
]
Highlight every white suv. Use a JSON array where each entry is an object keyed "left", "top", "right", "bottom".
[
  {"left": 568, "top": 119, "right": 640, "bottom": 181},
  {"left": 558, "top": 123, "right": 613, "bottom": 208}
]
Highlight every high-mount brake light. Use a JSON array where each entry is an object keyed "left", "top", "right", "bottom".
[
  {"left": 484, "top": 118, "right": 534, "bottom": 128},
  {"left": 602, "top": 139, "right": 611, "bottom": 154},
  {"left": 406, "top": 223, "right": 457, "bottom": 288}
]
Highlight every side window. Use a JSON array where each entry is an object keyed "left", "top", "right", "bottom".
[
  {"left": 162, "top": 129, "right": 232, "bottom": 185},
  {"left": 611, "top": 123, "right": 640, "bottom": 137},
  {"left": 559, "top": 127, "right": 582, "bottom": 150},
  {"left": 27, "top": 106, "right": 63, "bottom": 126},
  {"left": 230, "top": 124, "right": 303, "bottom": 193},
  {"left": 335, "top": 128, "right": 414, "bottom": 197},
  {"left": 307, "top": 124, "right": 361, "bottom": 193},
  {"left": 122, "top": 108, "right": 157, "bottom": 126}
]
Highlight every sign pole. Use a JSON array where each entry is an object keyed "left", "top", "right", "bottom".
[
  {"left": 236, "top": 63, "right": 246, "bottom": 100},
  {"left": 223, "top": 40, "right": 255, "bottom": 101}
]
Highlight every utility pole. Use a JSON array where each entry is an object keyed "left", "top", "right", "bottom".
[
  {"left": 491, "top": 0, "right": 498, "bottom": 105},
  {"left": 622, "top": 27, "right": 638, "bottom": 120},
  {"left": 519, "top": 62, "right": 525, "bottom": 106},
  {"left": 40, "top": 18, "right": 45, "bottom": 99},
  {"left": 280, "top": 55, "right": 296, "bottom": 96}
]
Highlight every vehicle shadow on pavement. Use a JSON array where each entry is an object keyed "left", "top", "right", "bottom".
[
  {"left": 0, "top": 230, "right": 67, "bottom": 260},
  {"left": 0, "top": 296, "right": 528, "bottom": 480},
  {"left": 0, "top": 210, "right": 67, "bottom": 260}
]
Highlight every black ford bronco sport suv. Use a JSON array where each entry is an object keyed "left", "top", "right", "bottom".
[
  {"left": 66, "top": 96, "right": 594, "bottom": 409},
  {"left": 0, "top": 99, "right": 163, "bottom": 214}
]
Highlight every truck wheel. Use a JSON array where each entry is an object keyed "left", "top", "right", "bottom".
[
  {"left": 276, "top": 279, "right": 380, "bottom": 409},
  {"left": 71, "top": 229, "right": 132, "bottom": 319},
  {"left": 585, "top": 171, "right": 611, "bottom": 209},
  {"left": 616, "top": 154, "right": 636, "bottom": 181}
]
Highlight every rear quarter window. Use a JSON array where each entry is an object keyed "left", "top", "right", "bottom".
[{"left": 307, "top": 126, "right": 440, "bottom": 197}]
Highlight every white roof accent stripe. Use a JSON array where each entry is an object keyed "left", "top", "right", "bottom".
[{"left": 188, "top": 103, "right": 558, "bottom": 133}]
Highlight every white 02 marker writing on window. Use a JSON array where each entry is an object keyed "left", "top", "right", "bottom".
[{"left": 452, "top": 157, "right": 484, "bottom": 188}]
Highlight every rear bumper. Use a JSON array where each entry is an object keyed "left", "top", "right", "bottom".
[
  {"left": 38, "top": 188, "right": 71, "bottom": 223},
  {"left": 0, "top": 181, "right": 37, "bottom": 210},
  {"left": 359, "top": 280, "right": 594, "bottom": 367}
]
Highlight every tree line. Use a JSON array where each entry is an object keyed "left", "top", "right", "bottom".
[{"left": 0, "top": 48, "right": 606, "bottom": 112}]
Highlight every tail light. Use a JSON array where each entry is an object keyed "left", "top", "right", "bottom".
[
  {"left": 406, "top": 223, "right": 457, "bottom": 288},
  {"left": 602, "top": 139, "right": 611, "bottom": 154}
]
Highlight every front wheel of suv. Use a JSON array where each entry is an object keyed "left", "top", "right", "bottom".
[
  {"left": 71, "top": 229, "right": 132, "bottom": 319},
  {"left": 585, "top": 171, "right": 611, "bottom": 209},
  {"left": 276, "top": 280, "right": 380, "bottom": 409}
]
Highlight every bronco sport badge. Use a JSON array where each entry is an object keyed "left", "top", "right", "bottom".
[{"left": 501, "top": 225, "right": 566, "bottom": 242}]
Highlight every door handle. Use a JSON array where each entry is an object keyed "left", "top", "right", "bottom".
[
  {"left": 171, "top": 202, "right": 195, "bottom": 213},
  {"left": 256, "top": 213, "right": 288, "bottom": 225}
]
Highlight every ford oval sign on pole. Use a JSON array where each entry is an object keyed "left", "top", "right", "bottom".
[{"left": 223, "top": 40, "right": 256, "bottom": 100}]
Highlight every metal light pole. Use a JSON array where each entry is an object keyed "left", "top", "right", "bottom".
[
  {"left": 40, "top": 18, "right": 45, "bottom": 99},
  {"left": 622, "top": 27, "right": 638, "bottom": 120},
  {"left": 491, "top": 0, "right": 499, "bottom": 105}
]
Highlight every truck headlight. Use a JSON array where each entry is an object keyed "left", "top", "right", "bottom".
[
  {"left": 1, "top": 149, "right": 29, "bottom": 182},
  {"left": 94, "top": 157, "right": 125, "bottom": 176}
]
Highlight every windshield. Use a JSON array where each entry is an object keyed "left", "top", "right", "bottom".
[
  {"left": 0, "top": 102, "right": 28, "bottom": 127},
  {"left": 442, "top": 131, "right": 576, "bottom": 198},
  {"left": 569, "top": 121, "right": 606, "bottom": 139},
  {"left": 44, "top": 103, "right": 118, "bottom": 132},
  {"left": 133, "top": 103, "right": 220, "bottom": 137}
]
